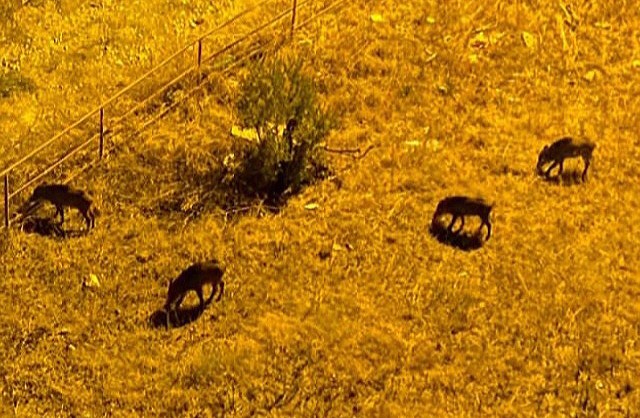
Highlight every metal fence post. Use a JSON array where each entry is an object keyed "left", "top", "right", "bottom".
[
  {"left": 4, "top": 174, "right": 9, "bottom": 228},
  {"left": 291, "top": 0, "right": 297, "bottom": 37},
  {"left": 196, "top": 39, "right": 203, "bottom": 86},
  {"left": 197, "top": 39, "right": 203, "bottom": 68},
  {"left": 99, "top": 107, "right": 105, "bottom": 159}
]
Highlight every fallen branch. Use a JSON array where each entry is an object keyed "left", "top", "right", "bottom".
[
  {"left": 322, "top": 143, "right": 377, "bottom": 160},
  {"left": 323, "top": 146, "right": 360, "bottom": 154},
  {"left": 355, "top": 144, "right": 376, "bottom": 160}
]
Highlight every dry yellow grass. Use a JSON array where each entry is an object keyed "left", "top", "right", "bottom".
[{"left": 1, "top": 0, "right": 640, "bottom": 416}]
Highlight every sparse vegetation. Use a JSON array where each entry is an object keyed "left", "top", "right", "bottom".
[{"left": 1, "top": 0, "right": 640, "bottom": 416}]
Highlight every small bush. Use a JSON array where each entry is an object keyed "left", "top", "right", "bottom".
[
  {"left": 228, "top": 56, "right": 334, "bottom": 204},
  {"left": 0, "top": 70, "right": 35, "bottom": 98}
]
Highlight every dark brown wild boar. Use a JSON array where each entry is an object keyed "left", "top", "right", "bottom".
[
  {"left": 432, "top": 196, "right": 493, "bottom": 240},
  {"left": 164, "top": 261, "right": 225, "bottom": 324},
  {"left": 25, "top": 184, "right": 97, "bottom": 231},
  {"left": 536, "top": 137, "right": 596, "bottom": 182}
]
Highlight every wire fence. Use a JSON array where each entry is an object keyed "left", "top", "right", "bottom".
[{"left": 1, "top": 0, "right": 346, "bottom": 228}]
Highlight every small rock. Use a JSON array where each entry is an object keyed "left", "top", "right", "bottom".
[
  {"left": 304, "top": 202, "right": 319, "bottom": 210},
  {"left": 83, "top": 274, "right": 100, "bottom": 288},
  {"left": 584, "top": 69, "right": 598, "bottom": 82},
  {"left": 521, "top": 31, "right": 536, "bottom": 48}
]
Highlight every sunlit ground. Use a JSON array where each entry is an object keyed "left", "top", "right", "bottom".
[{"left": 1, "top": 0, "right": 639, "bottom": 415}]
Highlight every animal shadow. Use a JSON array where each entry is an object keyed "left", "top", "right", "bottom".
[
  {"left": 429, "top": 219, "right": 485, "bottom": 251},
  {"left": 539, "top": 169, "right": 585, "bottom": 186},
  {"left": 20, "top": 216, "right": 89, "bottom": 239},
  {"left": 19, "top": 216, "right": 66, "bottom": 238},
  {"left": 148, "top": 301, "right": 216, "bottom": 330},
  {"left": 18, "top": 202, "right": 90, "bottom": 239}
]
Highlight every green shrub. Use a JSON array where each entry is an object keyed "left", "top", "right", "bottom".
[{"left": 229, "top": 56, "right": 334, "bottom": 204}]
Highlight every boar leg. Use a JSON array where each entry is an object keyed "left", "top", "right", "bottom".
[
  {"left": 484, "top": 220, "right": 492, "bottom": 240},
  {"left": 206, "top": 286, "right": 216, "bottom": 304},
  {"left": 82, "top": 210, "right": 92, "bottom": 231},
  {"left": 196, "top": 288, "right": 206, "bottom": 311},
  {"left": 447, "top": 215, "right": 459, "bottom": 233},
  {"left": 216, "top": 281, "right": 225, "bottom": 302},
  {"left": 53, "top": 205, "right": 63, "bottom": 224},
  {"left": 174, "top": 294, "right": 185, "bottom": 310},
  {"left": 582, "top": 158, "right": 590, "bottom": 182},
  {"left": 557, "top": 159, "right": 564, "bottom": 176},
  {"left": 88, "top": 208, "right": 96, "bottom": 228},
  {"left": 544, "top": 161, "right": 558, "bottom": 178}
]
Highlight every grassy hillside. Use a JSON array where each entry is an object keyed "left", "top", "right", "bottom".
[{"left": 2, "top": 0, "right": 640, "bottom": 416}]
